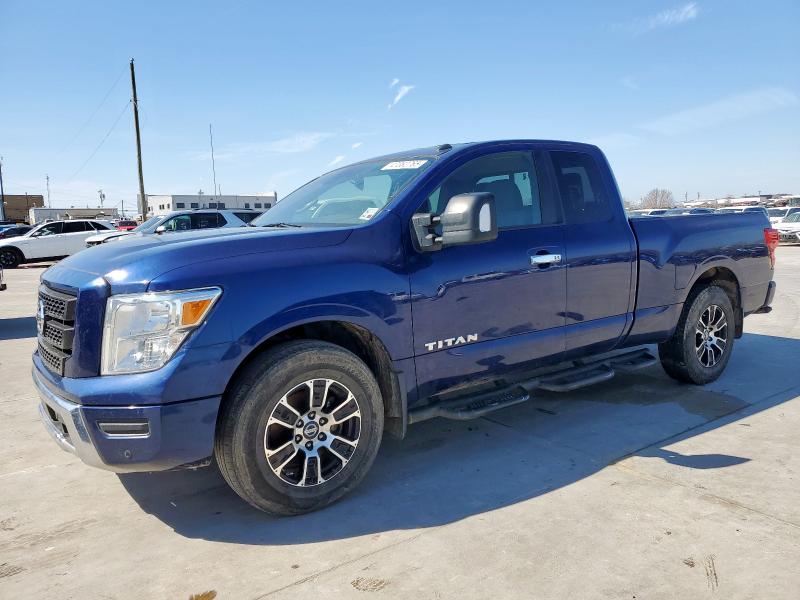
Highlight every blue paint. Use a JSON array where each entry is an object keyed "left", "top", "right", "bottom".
[{"left": 32, "top": 140, "right": 776, "bottom": 471}]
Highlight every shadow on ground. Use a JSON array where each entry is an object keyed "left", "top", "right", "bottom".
[
  {"left": 118, "top": 333, "right": 800, "bottom": 545},
  {"left": 0, "top": 316, "right": 37, "bottom": 341}
]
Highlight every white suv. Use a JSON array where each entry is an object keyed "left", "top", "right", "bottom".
[
  {"left": 0, "top": 219, "right": 114, "bottom": 268},
  {"left": 84, "top": 209, "right": 264, "bottom": 246}
]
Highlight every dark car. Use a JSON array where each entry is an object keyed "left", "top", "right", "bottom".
[{"left": 0, "top": 225, "right": 32, "bottom": 239}]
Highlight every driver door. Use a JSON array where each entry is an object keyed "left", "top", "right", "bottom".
[
  {"left": 408, "top": 149, "right": 567, "bottom": 399},
  {"left": 27, "top": 221, "right": 64, "bottom": 259}
]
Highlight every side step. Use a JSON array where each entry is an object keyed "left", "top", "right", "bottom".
[
  {"left": 538, "top": 364, "right": 614, "bottom": 392},
  {"left": 408, "top": 348, "right": 657, "bottom": 424},
  {"left": 407, "top": 387, "right": 529, "bottom": 424}
]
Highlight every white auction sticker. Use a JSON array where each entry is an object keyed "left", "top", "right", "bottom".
[
  {"left": 381, "top": 160, "right": 428, "bottom": 170},
  {"left": 359, "top": 207, "right": 379, "bottom": 220}
]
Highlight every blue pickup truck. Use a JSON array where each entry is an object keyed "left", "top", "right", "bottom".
[{"left": 32, "top": 140, "right": 778, "bottom": 515}]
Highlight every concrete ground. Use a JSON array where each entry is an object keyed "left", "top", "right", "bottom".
[{"left": 1, "top": 248, "right": 799, "bottom": 599}]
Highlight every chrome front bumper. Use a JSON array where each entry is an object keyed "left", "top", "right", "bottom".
[{"left": 33, "top": 367, "right": 108, "bottom": 469}]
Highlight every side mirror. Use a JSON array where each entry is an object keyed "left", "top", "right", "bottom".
[
  {"left": 412, "top": 192, "right": 497, "bottom": 252},
  {"left": 155, "top": 225, "right": 166, "bottom": 234}
]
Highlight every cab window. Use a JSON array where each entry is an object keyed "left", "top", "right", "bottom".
[
  {"left": 550, "top": 151, "right": 612, "bottom": 224},
  {"left": 425, "top": 151, "right": 548, "bottom": 229}
]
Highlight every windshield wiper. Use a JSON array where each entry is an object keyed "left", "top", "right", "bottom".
[{"left": 261, "top": 222, "right": 303, "bottom": 228}]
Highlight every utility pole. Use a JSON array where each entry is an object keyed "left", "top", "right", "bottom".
[
  {"left": 209, "top": 124, "right": 219, "bottom": 200},
  {"left": 130, "top": 59, "right": 147, "bottom": 217},
  {"left": 121, "top": 198, "right": 125, "bottom": 219},
  {"left": 0, "top": 156, "right": 5, "bottom": 221},
  {"left": 46, "top": 174, "right": 51, "bottom": 208},
  {"left": 98, "top": 188, "right": 105, "bottom": 210}
]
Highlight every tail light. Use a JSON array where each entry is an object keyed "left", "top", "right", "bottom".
[{"left": 764, "top": 228, "right": 779, "bottom": 267}]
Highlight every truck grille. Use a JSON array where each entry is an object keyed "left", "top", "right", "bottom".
[{"left": 37, "top": 286, "right": 77, "bottom": 376}]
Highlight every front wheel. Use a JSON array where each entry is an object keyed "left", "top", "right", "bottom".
[
  {"left": 0, "top": 248, "right": 21, "bottom": 269},
  {"left": 659, "top": 283, "right": 735, "bottom": 385},
  {"left": 215, "top": 340, "right": 384, "bottom": 515}
]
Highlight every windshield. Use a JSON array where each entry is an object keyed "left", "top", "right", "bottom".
[
  {"left": 251, "top": 157, "right": 436, "bottom": 227},
  {"left": 133, "top": 216, "right": 162, "bottom": 233},
  {"left": 784, "top": 212, "right": 800, "bottom": 223},
  {"left": 768, "top": 208, "right": 788, "bottom": 217}
]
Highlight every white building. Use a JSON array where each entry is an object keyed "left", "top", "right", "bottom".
[
  {"left": 143, "top": 193, "right": 277, "bottom": 217},
  {"left": 29, "top": 207, "right": 119, "bottom": 225}
]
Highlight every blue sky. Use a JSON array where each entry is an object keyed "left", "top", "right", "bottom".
[{"left": 1, "top": 1, "right": 798, "bottom": 212}]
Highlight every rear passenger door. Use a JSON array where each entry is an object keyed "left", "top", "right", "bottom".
[
  {"left": 61, "top": 221, "right": 95, "bottom": 254},
  {"left": 549, "top": 150, "right": 636, "bottom": 357}
]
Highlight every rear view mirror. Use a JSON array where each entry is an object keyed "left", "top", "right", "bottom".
[
  {"left": 155, "top": 225, "right": 166, "bottom": 234},
  {"left": 412, "top": 192, "right": 497, "bottom": 252}
]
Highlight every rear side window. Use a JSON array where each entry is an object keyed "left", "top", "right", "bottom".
[
  {"left": 550, "top": 151, "right": 612, "bottom": 224},
  {"left": 192, "top": 213, "right": 222, "bottom": 229},
  {"left": 234, "top": 211, "right": 259, "bottom": 224},
  {"left": 62, "top": 221, "right": 91, "bottom": 233}
]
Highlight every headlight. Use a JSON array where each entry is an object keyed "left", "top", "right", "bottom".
[{"left": 101, "top": 288, "right": 221, "bottom": 375}]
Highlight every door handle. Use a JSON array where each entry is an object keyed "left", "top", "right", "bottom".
[{"left": 530, "top": 253, "right": 562, "bottom": 265}]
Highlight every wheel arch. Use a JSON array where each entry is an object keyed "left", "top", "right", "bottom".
[
  {"left": 221, "top": 319, "right": 408, "bottom": 439},
  {"left": 686, "top": 265, "right": 742, "bottom": 337}
]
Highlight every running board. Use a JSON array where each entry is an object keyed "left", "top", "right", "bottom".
[{"left": 408, "top": 348, "right": 657, "bottom": 424}]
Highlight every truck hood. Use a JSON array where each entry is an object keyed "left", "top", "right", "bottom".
[{"left": 44, "top": 226, "right": 352, "bottom": 294}]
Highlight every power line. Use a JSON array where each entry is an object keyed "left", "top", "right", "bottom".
[
  {"left": 59, "top": 65, "right": 128, "bottom": 153},
  {"left": 66, "top": 100, "right": 131, "bottom": 183}
]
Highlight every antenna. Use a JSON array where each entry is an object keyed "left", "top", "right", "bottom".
[{"left": 209, "top": 124, "right": 219, "bottom": 199}]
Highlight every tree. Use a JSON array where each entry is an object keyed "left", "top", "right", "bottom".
[{"left": 642, "top": 188, "right": 674, "bottom": 209}]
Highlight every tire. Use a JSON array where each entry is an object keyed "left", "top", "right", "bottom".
[
  {"left": 658, "top": 283, "right": 735, "bottom": 385},
  {"left": 215, "top": 340, "right": 384, "bottom": 515},
  {"left": 0, "top": 248, "right": 22, "bottom": 269}
]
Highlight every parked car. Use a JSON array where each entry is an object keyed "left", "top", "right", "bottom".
[
  {"left": 85, "top": 209, "right": 264, "bottom": 246},
  {"left": 775, "top": 211, "right": 800, "bottom": 242},
  {"left": 0, "top": 219, "right": 114, "bottom": 268},
  {"left": 742, "top": 206, "right": 768, "bottom": 217},
  {"left": 0, "top": 225, "right": 33, "bottom": 239},
  {"left": 32, "top": 140, "right": 777, "bottom": 515},
  {"left": 626, "top": 208, "right": 668, "bottom": 217},
  {"left": 115, "top": 219, "right": 139, "bottom": 231},
  {"left": 767, "top": 207, "right": 800, "bottom": 225},
  {"left": 661, "top": 207, "right": 715, "bottom": 215}
]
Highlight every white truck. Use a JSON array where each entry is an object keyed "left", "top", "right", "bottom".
[{"left": 0, "top": 219, "right": 114, "bottom": 268}]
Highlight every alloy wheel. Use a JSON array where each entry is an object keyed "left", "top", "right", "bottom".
[
  {"left": 695, "top": 304, "right": 728, "bottom": 368},
  {"left": 263, "top": 378, "right": 361, "bottom": 487}
]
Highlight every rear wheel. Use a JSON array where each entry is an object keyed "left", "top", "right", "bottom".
[
  {"left": 0, "top": 248, "right": 22, "bottom": 269},
  {"left": 215, "top": 340, "right": 384, "bottom": 515},
  {"left": 659, "top": 283, "right": 735, "bottom": 384}
]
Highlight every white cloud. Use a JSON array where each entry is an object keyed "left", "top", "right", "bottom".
[
  {"left": 620, "top": 76, "right": 639, "bottom": 91},
  {"left": 328, "top": 155, "right": 345, "bottom": 167},
  {"left": 351, "top": 141, "right": 363, "bottom": 149},
  {"left": 642, "top": 87, "right": 799, "bottom": 136},
  {"left": 388, "top": 84, "right": 415, "bottom": 110},
  {"left": 389, "top": 78, "right": 400, "bottom": 88},
  {"left": 622, "top": 2, "right": 699, "bottom": 34},
  {"left": 189, "top": 131, "right": 334, "bottom": 161}
]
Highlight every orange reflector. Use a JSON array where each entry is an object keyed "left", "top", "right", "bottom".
[{"left": 181, "top": 299, "right": 213, "bottom": 326}]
